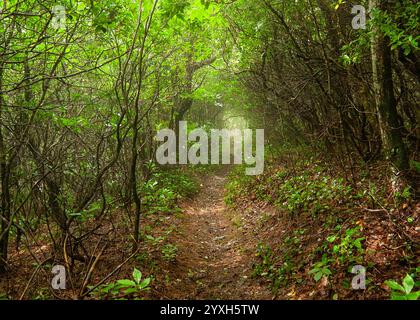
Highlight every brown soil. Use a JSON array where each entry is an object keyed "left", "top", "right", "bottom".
[{"left": 151, "top": 167, "right": 273, "bottom": 300}]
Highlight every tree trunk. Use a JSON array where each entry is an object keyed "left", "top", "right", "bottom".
[{"left": 369, "top": 0, "right": 409, "bottom": 189}]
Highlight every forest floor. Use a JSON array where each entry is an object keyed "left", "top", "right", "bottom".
[
  {"left": 134, "top": 158, "right": 418, "bottom": 300},
  {"left": 0, "top": 166, "right": 275, "bottom": 300},
  {"left": 0, "top": 161, "right": 416, "bottom": 300},
  {"left": 151, "top": 166, "right": 274, "bottom": 299}
]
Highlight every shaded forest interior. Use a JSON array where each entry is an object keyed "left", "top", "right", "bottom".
[{"left": 0, "top": 0, "right": 419, "bottom": 300}]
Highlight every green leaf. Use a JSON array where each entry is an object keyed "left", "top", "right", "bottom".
[
  {"left": 124, "top": 287, "right": 138, "bottom": 294},
  {"left": 385, "top": 280, "right": 405, "bottom": 292},
  {"left": 139, "top": 277, "right": 151, "bottom": 289},
  {"left": 117, "top": 279, "right": 136, "bottom": 287},
  {"left": 390, "top": 292, "right": 407, "bottom": 300},
  {"left": 314, "top": 272, "right": 322, "bottom": 282},
  {"left": 327, "top": 235, "right": 337, "bottom": 243},
  {"left": 404, "top": 292, "right": 420, "bottom": 300},
  {"left": 354, "top": 238, "right": 364, "bottom": 250},
  {"left": 410, "top": 160, "right": 420, "bottom": 173},
  {"left": 308, "top": 268, "right": 317, "bottom": 274},
  {"left": 402, "top": 274, "right": 414, "bottom": 294},
  {"left": 133, "top": 268, "right": 142, "bottom": 284},
  {"left": 323, "top": 268, "right": 332, "bottom": 275}
]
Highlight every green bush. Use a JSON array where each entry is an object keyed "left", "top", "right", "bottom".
[
  {"left": 385, "top": 274, "right": 420, "bottom": 300},
  {"left": 90, "top": 268, "right": 152, "bottom": 300}
]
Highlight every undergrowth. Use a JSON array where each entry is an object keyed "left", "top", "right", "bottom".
[{"left": 226, "top": 148, "right": 418, "bottom": 300}]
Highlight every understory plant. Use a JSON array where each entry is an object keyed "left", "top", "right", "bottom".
[
  {"left": 90, "top": 268, "right": 152, "bottom": 300},
  {"left": 385, "top": 274, "right": 420, "bottom": 300}
]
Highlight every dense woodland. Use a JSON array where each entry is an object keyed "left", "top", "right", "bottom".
[{"left": 0, "top": 0, "right": 419, "bottom": 300}]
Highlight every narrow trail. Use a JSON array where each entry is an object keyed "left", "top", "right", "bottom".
[{"left": 158, "top": 167, "right": 272, "bottom": 300}]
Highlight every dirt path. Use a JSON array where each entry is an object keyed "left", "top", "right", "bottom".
[{"left": 156, "top": 167, "right": 272, "bottom": 300}]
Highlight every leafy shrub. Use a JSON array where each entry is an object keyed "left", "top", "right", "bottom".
[
  {"left": 385, "top": 274, "right": 420, "bottom": 300},
  {"left": 90, "top": 268, "right": 151, "bottom": 300},
  {"left": 161, "top": 243, "right": 178, "bottom": 262},
  {"left": 274, "top": 172, "right": 352, "bottom": 215},
  {"left": 327, "top": 226, "right": 365, "bottom": 265},
  {"left": 224, "top": 160, "right": 352, "bottom": 217},
  {"left": 252, "top": 242, "right": 294, "bottom": 291},
  {"left": 309, "top": 224, "right": 365, "bottom": 282},
  {"left": 142, "top": 169, "right": 198, "bottom": 215},
  {"left": 225, "top": 165, "right": 254, "bottom": 206},
  {"left": 309, "top": 254, "right": 332, "bottom": 282}
]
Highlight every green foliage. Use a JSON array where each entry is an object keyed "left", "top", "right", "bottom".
[
  {"left": 309, "top": 255, "right": 332, "bottom": 282},
  {"left": 0, "top": 292, "right": 8, "bottom": 300},
  {"left": 252, "top": 242, "right": 295, "bottom": 291},
  {"left": 371, "top": 1, "right": 419, "bottom": 55},
  {"left": 394, "top": 186, "right": 412, "bottom": 205},
  {"left": 224, "top": 165, "right": 254, "bottom": 206},
  {"left": 410, "top": 160, "right": 420, "bottom": 173},
  {"left": 385, "top": 274, "right": 420, "bottom": 300},
  {"left": 341, "top": 1, "right": 419, "bottom": 66},
  {"left": 145, "top": 234, "right": 165, "bottom": 246},
  {"left": 327, "top": 226, "right": 365, "bottom": 265},
  {"left": 67, "top": 202, "right": 101, "bottom": 222},
  {"left": 253, "top": 242, "right": 275, "bottom": 277},
  {"left": 32, "top": 287, "right": 51, "bottom": 300},
  {"left": 1, "top": 0, "right": 418, "bottom": 301},
  {"left": 161, "top": 243, "right": 178, "bottom": 262},
  {"left": 274, "top": 172, "right": 352, "bottom": 215},
  {"left": 91, "top": 268, "right": 152, "bottom": 300},
  {"left": 310, "top": 224, "right": 365, "bottom": 282},
  {"left": 143, "top": 169, "right": 198, "bottom": 215},
  {"left": 227, "top": 159, "right": 352, "bottom": 216},
  {"left": 340, "top": 33, "right": 370, "bottom": 66}
]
